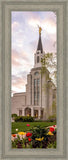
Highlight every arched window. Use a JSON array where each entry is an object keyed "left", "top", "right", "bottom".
[
  {"left": 37, "top": 56, "right": 39, "bottom": 63},
  {"left": 37, "top": 51, "right": 39, "bottom": 54},
  {"left": 34, "top": 72, "right": 39, "bottom": 76},
  {"left": 25, "top": 108, "right": 31, "bottom": 116}
]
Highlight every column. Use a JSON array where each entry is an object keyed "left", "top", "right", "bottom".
[
  {"left": 43, "top": 109, "right": 46, "bottom": 120},
  {"left": 22, "top": 108, "right": 25, "bottom": 116},
  {"left": 38, "top": 109, "right": 41, "bottom": 119}
]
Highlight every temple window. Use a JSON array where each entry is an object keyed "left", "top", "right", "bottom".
[
  {"left": 37, "top": 79, "right": 40, "bottom": 105},
  {"left": 34, "top": 79, "right": 37, "bottom": 105},
  {"left": 34, "top": 72, "right": 39, "bottom": 76},
  {"left": 37, "top": 51, "right": 39, "bottom": 54},
  {"left": 37, "top": 56, "right": 39, "bottom": 63},
  {"left": 34, "top": 79, "right": 40, "bottom": 105}
]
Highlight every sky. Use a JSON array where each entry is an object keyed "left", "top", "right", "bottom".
[{"left": 11, "top": 11, "right": 57, "bottom": 95}]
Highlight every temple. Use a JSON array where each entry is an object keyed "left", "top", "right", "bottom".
[{"left": 11, "top": 27, "right": 56, "bottom": 120}]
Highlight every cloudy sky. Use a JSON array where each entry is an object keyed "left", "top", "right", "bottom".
[{"left": 11, "top": 11, "right": 57, "bottom": 95}]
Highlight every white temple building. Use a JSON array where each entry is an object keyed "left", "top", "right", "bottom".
[{"left": 11, "top": 27, "right": 56, "bottom": 120}]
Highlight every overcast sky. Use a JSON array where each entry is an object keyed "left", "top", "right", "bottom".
[{"left": 11, "top": 11, "right": 57, "bottom": 95}]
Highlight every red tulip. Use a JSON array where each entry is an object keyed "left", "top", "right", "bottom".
[
  {"left": 49, "top": 127, "right": 55, "bottom": 132},
  {"left": 28, "top": 137, "right": 31, "bottom": 142},
  {"left": 26, "top": 132, "right": 32, "bottom": 137},
  {"left": 12, "top": 134, "right": 16, "bottom": 137},
  {"left": 26, "top": 124, "right": 30, "bottom": 127},
  {"left": 53, "top": 125, "right": 55, "bottom": 127}
]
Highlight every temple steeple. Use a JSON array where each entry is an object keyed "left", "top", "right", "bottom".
[
  {"left": 34, "top": 26, "right": 45, "bottom": 68},
  {"left": 37, "top": 26, "right": 43, "bottom": 53}
]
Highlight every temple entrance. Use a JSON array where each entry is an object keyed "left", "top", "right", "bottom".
[
  {"left": 34, "top": 110, "right": 38, "bottom": 118},
  {"left": 25, "top": 107, "right": 31, "bottom": 116}
]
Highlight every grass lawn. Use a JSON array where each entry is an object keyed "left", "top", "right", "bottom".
[{"left": 12, "top": 121, "right": 56, "bottom": 134}]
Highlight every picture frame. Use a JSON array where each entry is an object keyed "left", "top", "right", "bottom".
[{"left": 0, "top": 0, "right": 68, "bottom": 159}]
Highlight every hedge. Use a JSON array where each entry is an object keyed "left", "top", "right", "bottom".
[
  {"left": 11, "top": 114, "right": 17, "bottom": 118},
  {"left": 14, "top": 116, "right": 34, "bottom": 122}
]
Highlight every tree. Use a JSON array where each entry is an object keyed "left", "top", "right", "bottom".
[
  {"left": 41, "top": 53, "right": 57, "bottom": 118},
  {"left": 41, "top": 52, "right": 57, "bottom": 86}
]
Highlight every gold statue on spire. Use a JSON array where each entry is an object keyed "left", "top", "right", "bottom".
[{"left": 38, "top": 25, "right": 42, "bottom": 34}]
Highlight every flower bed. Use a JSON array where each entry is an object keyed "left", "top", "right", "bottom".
[{"left": 11, "top": 125, "right": 57, "bottom": 148}]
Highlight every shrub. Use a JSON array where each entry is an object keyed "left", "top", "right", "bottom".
[
  {"left": 52, "top": 100, "right": 56, "bottom": 114},
  {"left": 14, "top": 116, "right": 34, "bottom": 122},
  {"left": 11, "top": 114, "right": 17, "bottom": 118},
  {"left": 34, "top": 119, "right": 43, "bottom": 122},
  {"left": 31, "top": 125, "right": 49, "bottom": 148},
  {"left": 47, "top": 114, "right": 56, "bottom": 122},
  {"left": 31, "top": 126, "right": 56, "bottom": 148},
  {"left": 31, "top": 125, "right": 48, "bottom": 139},
  {"left": 11, "top": 114, "right": 18, "bottom": 121}
]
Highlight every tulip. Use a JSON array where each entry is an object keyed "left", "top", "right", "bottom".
[
  {"left": 53, "top": 125, "right": 55, "bottom": 127},
  {"left": 12, "top": 134, "right": 16, "bottom": 137},
  {"left": 18, "top": 132, "right": 26, "bottom": 135},
  {"left": 49, "top": 127, "right": 55, "bottom": 132},
  {"left": 28, "top": 137, "right": 31, "bottom": 142},
  {"left": 47, "top": 131, "right": 54, "bottom": 136},
  {"left": 35, "top": 137, "right": 44, "bottom": 141},
  {"left": 26, "top": 124, "right": 30, "bottom": 127},
  {"left": 26, "top": 132, "right": 32, "bottom": 137}
]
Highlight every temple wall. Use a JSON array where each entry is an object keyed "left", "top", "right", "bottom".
[{"left": 11, "top": 93, "right": 26, "bottom": 116}]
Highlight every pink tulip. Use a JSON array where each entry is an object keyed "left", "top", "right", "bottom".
[
  {"left": 26, "top": 124, "right": 30, "bottom": 127},
  {"left": 53, "top": 125, "right": 55, "bottom": 127}
]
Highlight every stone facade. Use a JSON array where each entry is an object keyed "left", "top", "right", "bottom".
[{"left": 11, "top": 30, "right": 56, "bottom": 120}]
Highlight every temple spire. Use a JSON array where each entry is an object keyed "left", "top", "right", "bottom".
[{"left": 37, "top": 26, "right": 43, "bottom": 53}]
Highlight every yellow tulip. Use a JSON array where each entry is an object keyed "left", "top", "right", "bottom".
[
  {"left": 47, "top": 131, "right": 54, "bottom": 136},
  {"left": 35, "top": 137, "right": 44, "bottom": 141},
  {"left": 18, "top": 132, "right": 26, "bottom": 135}
]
